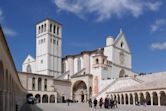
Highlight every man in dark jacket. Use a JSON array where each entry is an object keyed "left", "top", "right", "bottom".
[
  {"left": 93, "top": 98, "right": 98, "bottom": 109},
  {"left": 99, "top": 97, "right": 103, "bottom": 108}
]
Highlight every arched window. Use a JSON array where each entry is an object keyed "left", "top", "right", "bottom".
[
  {"left": 38, "top": 26, "right": 40, "bottom": 34},
  {"left": 96, "top": 58, "right": 99, "bottom": 64},
  {"left": 53, "top": 25, "right": 56, "bottom": 33},
  {"left": 44, "top": 79, "right": 47, "bottom": 91},
  {"left": 44, "top": 24, "right": 46, "bottom": 32},
  {"left": 77, "top": 58, "right": 81, "bottom": 72},
  {"left": 26, "top": 64, "right": 32, "bottom": 73},
  {"left": 38, "top": 78, "right": 42, "bottom": 91},
  {"left": 119, "top": 69, "right": 125, "bottom": 78},
  {"left": 32, "top": 77, "right": 35, "bottom": 90},
  {"left": 121, "top": 42, "right": 124, "bottom": 48},
  {"left": 50, "top": 24, "right": 52, "bottom": 32},
  {"left": 41, "top": 25, "right": 44, "bottom": 33}
]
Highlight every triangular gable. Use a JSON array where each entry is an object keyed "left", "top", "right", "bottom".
[
  {"left": 23, "top": 54, "right": 35, "bottom": 64},
  {"left": 114, "top": 30, "right": 131, "bottom": 53}
]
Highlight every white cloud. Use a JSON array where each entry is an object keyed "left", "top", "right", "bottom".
[
  {"left": 0, "top": 9, "right": 17, "bottom": 37},
  {"left": 54, "top": 0, "right": 161, "bottom": 21},
  {"left": 151, "top": 19, "right": 166, "bottom": 32},
  {"left": 3, "top": 28, "right": 17, "bottom": 37},
  {"left": 151, "top": 42, "right": 166, "bottom": 50}
]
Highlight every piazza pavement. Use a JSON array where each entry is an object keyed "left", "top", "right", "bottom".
[{"left": 20, "top": 103, "right": 166, "bottom": 111}]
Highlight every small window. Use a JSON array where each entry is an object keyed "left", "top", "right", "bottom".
[
  {"left": 41, "top": 60, "right": 43, "bottom": 63},
  {"left": 103, "top": 59, "right": 105, "bottom": 64},
  {"left": 121, "top": 42, "right": 124, "bottom": 48},
  {"left": 26, "top": 64, "right": 32, "bottom": 73},
  {"left": 43, "top": 38, "right": 45, "bottom": 43},
  {"left": 57, "top": 27, "right": 59, "bottom": 35},
  {"left": 32, "top": 77, "right": 35, "bottom": 90},
  {"left": 44, "top": 79, "right": 47, "bottom": 91},
  {"left": 96, "top": 58, "right": 99, "bottom": 64}
]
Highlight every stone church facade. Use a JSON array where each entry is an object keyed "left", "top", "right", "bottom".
[{"left": 19, "top": 18, "right": 166, "bottom": 106}]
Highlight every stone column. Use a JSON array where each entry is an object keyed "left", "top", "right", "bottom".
[
  {"left": 128, "top": 94, "right": 130, "bottom": 105},
  {"left": 151, "top": 95, "right": 153, "bottom": 106},
  {"left": 35, "top": 77, "right": 38, "bottom": 91},
  {"left": 120, "top": 94, "right": 122, "bottom": 104},
  {"left": 133, "top": 94, "right": 135, "bottom": 105},
  {"left": 158, "top": 93, "right": 161, "bottom": 106},
  {"left": 124, "top": 94, "right": 126, "bottom": 105}
]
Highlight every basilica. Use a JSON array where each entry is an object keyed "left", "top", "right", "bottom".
[{"left": 18, "top": 18, "right": 166, "bottom": 106}]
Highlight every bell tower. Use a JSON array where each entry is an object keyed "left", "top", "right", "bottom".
[{"left": 36, "top": 19, "right": 62, "bottom": 77}]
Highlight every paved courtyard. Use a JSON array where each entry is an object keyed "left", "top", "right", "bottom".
[{"left": 20, "top": 103, "right": 166, "bottom": 111}]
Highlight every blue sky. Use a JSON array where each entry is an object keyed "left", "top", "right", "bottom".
[{"left": 0, "top": 0, "right": 166, "bottom": 73}]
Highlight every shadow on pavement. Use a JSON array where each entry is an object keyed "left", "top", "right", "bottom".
[{"left": 20, "top": 103, "right": 43, "bottom": 111}]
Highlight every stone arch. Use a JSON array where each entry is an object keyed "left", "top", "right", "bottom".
[
  {"left": 125, "top": 94, "right": 128, "bottom": 104},
  {"left": 146, "top": 92, "right": 151, "bottom": 105},
  {"left": 119, "top": 69, "right": 125, "bottom": 78},
  {"left": 140, "top": 92, "right": 145, "bottom": 105},
  {"left": 50, "top": 95, "right": 55, "bottom": 103},
  {"left": 72, "top": 80, "right": 87, "bottom": 102},
  {"left": 134, "top": 93, "right": 138, "bottom": 104},
  {"left": 27, "top": 93, "right": 33, "bottom": 99},
  {"left": 38, "top": 78, "right": 42, "bottom": 91},
  {"left": 42, "top": 94, "right": 48, "bottom": 103},
  {"left": 130, "top": 93, "right": 133, "bottom": 104},
  {"left": 152, "top": 92, "right": 158, "bottom": 105},
  {"left": 121, "top": 94, "right": 124, "bottom": 104},
  {"left": 117, "top": 94, "right": 120, "bottom": 104},
  {"left": 160, "top": 91, "right": 166, "bottom": 106},
  {"left": 35, "top": 94, "right": 41, "bottom": 103}
]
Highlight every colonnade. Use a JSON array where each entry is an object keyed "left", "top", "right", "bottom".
[
  {"left": 27, "top": 93, "right": 57, "bottom": 103},
  {"left": 109, "top": 90, "right": 166, "bottom": 106}
]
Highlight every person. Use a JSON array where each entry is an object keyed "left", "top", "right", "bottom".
[
  {"left": 99, "top": 97, "right": 103, "bottom": 108},
  {"left": 104, "top": 97, "right": 109, "bottom": 109},
  {"left": 110, "top": 99, "right": 113, "bottom": 109},
  {"left": 143, "top": 99, "right": 146, "bottom": 106},
  {"left": 114, "top": 100, "right": 118, "bottom": 108},
  {"left": 88, "top": 98, "right": 92, "bottom": 108},
  {"left": 93, "top": 98, "right": 98, "bottom": 109},
  {"left": 67, "top": 99, "right": 70, "bottom": 106}
]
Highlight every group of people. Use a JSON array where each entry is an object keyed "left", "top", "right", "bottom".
[{"left": 88, "top": 97, "right": 118, "bottom": 109}]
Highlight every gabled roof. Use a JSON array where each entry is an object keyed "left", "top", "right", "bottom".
[
  {"left": 114, "top": 29, "right": 131, "bottom": 53},
  {"left": 23, "top": 54, "right": 35, "bottom": 64}
]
